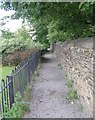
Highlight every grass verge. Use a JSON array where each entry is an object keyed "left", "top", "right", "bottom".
[{"left": 0, "top": 66, "right": 14, "bottom": 80}]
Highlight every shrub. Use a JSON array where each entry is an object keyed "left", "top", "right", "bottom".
[
  {"left": 1, "top": 27, "right": 44, "bottom": 66},
  {"left": 7, "top": 48, "right": 38, "bottom": 66}
]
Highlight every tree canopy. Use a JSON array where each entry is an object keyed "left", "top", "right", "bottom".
[{"left": 1, "top": 2, "right": 94, "bottom": 47}]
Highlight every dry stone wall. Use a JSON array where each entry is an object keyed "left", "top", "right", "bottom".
[{"left": 54, "top": 37, "right": 94, "bottom": 116}]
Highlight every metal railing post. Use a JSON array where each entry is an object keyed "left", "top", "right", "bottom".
[
  {"left": 28, "top": 57, "right": 31, "bottom": 83},
  {"left": 7, "top": 76, "right": 14, "bottom": 108}
]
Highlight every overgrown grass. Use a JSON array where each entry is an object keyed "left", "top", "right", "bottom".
[{"left": 0, "top": 66, "right": 14, "bottom": 80}]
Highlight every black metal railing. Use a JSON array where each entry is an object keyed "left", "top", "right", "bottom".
[{"left": 0, "top": 50, "right": 41, "bottom": 116}]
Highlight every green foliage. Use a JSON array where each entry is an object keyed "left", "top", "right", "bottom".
[
  {"left": 66, "top": 78, "right": 78, "bottom": 100},
  {"left": 1, "top": 27, "right": 44, "bottom": 55},
  {"left": 0, "top": 66, "right": 14, "bottom": 80},
  {"left": 12, "top": 3, "right": 94, "bottom": 41},
  {"left": 1, "top": 2, "right": 94, "bottom": 46},
  {"left": 1, "top": 31, "right": 15, "bottom": 39},
  {"left": 2, "top": 92, "right": 29, "bottom": 118},
  {"left": 1, "top": 27, "right": 35, "bottom": 54},
  {"left": 1, "top": 27, "right": 44, "bottom": 65},
  {"left": 67, "top": 89, "right": 78, "bottom": 100}
]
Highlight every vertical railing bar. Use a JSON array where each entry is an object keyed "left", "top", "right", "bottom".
[
  {"left": 0, "top": 50, "right": 40, "bottom": 115},
  {"left": 1, "top": 80, "right": 4, "bottom": 114},
  {"left": 7, "top": 76, "right": 14, "bottom": 108},
  {"left": 3, "top": 80, "right": 6, "bottom": 102},
  {"left": 28, "top": 56, "right": 31, "bottom": 83},
  {"left": 6, "top": 77, "right": 9, "bottom": 108}
]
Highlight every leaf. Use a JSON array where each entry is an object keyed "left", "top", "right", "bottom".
[{"left": 79, "top": 2, "right": 85, "bottom": 9}]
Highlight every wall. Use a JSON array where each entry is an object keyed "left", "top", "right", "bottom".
[{"left": 54, "top": 37, "right": 94, "bottom": 116}]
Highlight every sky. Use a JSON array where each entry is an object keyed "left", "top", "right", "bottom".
[{"left": 0, "top": 9, "right": 22, "bottom": 33}]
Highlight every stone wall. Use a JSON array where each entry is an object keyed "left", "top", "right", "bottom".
[{"left": 54, "top": 37, "right": 94, "bottom": 116}]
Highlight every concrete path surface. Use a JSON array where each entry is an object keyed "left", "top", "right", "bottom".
[{"left": 23, "top": 53, "right": 91, "bottom": 118}]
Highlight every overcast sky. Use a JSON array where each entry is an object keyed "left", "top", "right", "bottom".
[{"left": 0, "top": 9, "right": 22, "bottom": 32}]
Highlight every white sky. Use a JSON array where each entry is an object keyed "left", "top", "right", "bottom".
[
  {"left": 0, "top": 9, "right": 15, "bottom": 18},
  {"left": 0, "top": 9, "right": 22, "bottom": 32}
]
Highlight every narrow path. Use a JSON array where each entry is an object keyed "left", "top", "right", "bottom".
[{"left": 24, "top": 53, "right": 90, "bottom": 118}]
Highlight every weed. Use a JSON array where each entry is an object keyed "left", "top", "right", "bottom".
[
  {"left": 67, "top": 89, "right": 78, "bottom": 100},
  {"left": 35, "top": 70, "right": 39, "bottom": 76},
  {"left": 67, "top": 80, "right": 73, "bottom": 88},
  {"left": 2, "top": 92, "right": 29, "bottom": 118},
  {"left": 78, "top": 104, "right": 84, "bottom": 112},
  {"left": 65, "top": 77, "right": 78, "bottom": 101},
  {"left": 65, "top": 75, "right": 68, "bottom": 80},
  {"left": 58, "top": 64, "right": 63, "bottom": 69}
]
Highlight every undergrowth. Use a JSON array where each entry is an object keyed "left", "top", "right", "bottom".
[
  {"left": 2, "top": 92, "right": 29, "bottom": 118},
  {"left": 1, "top": 82, "right": 33, "bottom": 118}
]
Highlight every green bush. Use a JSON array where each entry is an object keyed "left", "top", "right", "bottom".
[{"left": 1, "top": 27, "right": 44, "bottom": 66}]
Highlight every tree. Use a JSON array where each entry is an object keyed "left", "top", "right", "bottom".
[{"left": 1, "top": 2, "right": 94, "bottom": 46}]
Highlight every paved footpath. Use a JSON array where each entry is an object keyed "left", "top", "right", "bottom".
[{"left": 24, "top": 53, "right": 91, "bottom": 118}]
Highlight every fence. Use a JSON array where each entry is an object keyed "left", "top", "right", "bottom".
[{"left": 0, "top": 50, "right": 41, "bottom": 116}]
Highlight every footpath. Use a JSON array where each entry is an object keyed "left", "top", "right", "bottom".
[{"left": 24, "top": 53, "right": 91, "bottom": 118}]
